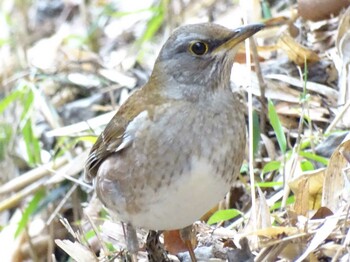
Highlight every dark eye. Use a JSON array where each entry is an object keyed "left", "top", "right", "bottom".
[{"left": 189, "top": 41, "right": 208, "bottom": 56}]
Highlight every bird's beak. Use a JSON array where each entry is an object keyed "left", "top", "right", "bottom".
[{"left": 213, "top": 23, "right": 265, "bottom": 54}]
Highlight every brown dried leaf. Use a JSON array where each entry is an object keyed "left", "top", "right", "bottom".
[
  {"left": 298, "top": 0, "right": 350, "bottom": 22},
  {"left": 322, "top": 133, "right": 350, "bottom": 211},
  {"left": 289, "top": 169, "right": 325, "bottom": 215},
  {"left": 58, "top": 46, "right": 100, "bottom": 72},
  {"left": 279, "top": 243, "right": 305, "bottom": 261},
  {"left": 163, "top": 229, "right": 197, "bottom": 255},
  {"left": 295, "top": 212, "right": 341, "bottom": 261},
  {"left": 261, "top": 134, "right": 276, "bottom": 160},
  {"left": 244, "top": 187, "right": 271, "bottom": 238},
  {"left": 233, "top": 64, "right": 323, "bottom": 105},
  {"left": 277, "top": 32, "right": 320, "bottom": 66},
  {"left": 311, "top": 206, "right": 333, "bottom": 219},
  {"left": 266, "top": 74, "right": 338, "bottom": 106},
  {"left": 275, "top": 102, "right": 329, "bottom": 122},
  {"left": 337, "top": 6, "right": 350, "bottom": 60},
  {"left": 335, "top": 6, "right": 350, "bottom": 127},
  {"left": 319, "top": 242, "right": 344, "bottom": 258},
  {"left": 256, "top": 187, "right": 272, "bottom": 229},
  {"left": 253, "top": 226, "right": 299, "bottom": 238}
]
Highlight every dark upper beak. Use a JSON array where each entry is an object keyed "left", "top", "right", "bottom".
[{"left": 213, "top": 23, "right": 265, "bottom": 53}]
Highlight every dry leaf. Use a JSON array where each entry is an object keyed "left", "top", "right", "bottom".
[
  {"left": 289, "top": 169, "right": 325, "bottom": 215},
  {"left": 244, "top": 188, "right": 271, "bottom": 250},
  {"left": 45, "top": 111, "right": 116, "bottom": 137},
  {"left": 244, "top": 188, "right": 271, "bottom": 232},
  {"left": 27, "top": 26, "right": 69, "bottom": 71},
  {"left": 261, "top": 134, "right": 276, "bottom": 160},
  {"left": 55, "top": 239, "right": 97, "bottom": 262},
  {"left": 266, "top": 74, "right": 338, "bottom": 106},
  {"left": 280, "top": 243, "right": 305, "bottom": 261},
  {"left": 311, "top": 206, "right": 333, "bottom": 219},
  {"left": 322, "top": 133, "right": 350, "bottom": 211},
  {"left": 319, "top": 242, "right": 344, "bottom": 258},
  {"left": 275, "top": 102, "right": 329, "bottom": 123},
  {"left": 298, "top": 0, "right": 350, "bottom": 21},
  {"left": 295, "top": 211, "right": 341, "bottom": 261},
  {"left": 163, "top": 229, "right": 197, "bottom": 255},
  {"left": 335, "top": 6, "right": 350, "bottom": 128},
  {"left": 232, "top": 64, "right": 323, "bottom": 106},
  {"left": 277, "top": 32, "right": 320, "bottom": 66},
  {"left": 253, "top": 226, "right": 299, "bottom": 238},
  {"left": 256, "top": 187, "right": 272, "bottom": 229},
  {"left": 0, "top": 210, "right": 24, "bottom": 262},
  {"left": 99, "top": 69, "right": 137, "bottom": 88},
  {"left": 59, "top": 46, "right": 100, "bottom": 72},
  {"left": 67, "top": 73, "right": 101, "bottom": 88}
]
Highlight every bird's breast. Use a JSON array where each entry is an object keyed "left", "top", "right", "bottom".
[
  {"left": 95, "top": 95, "right": 246, "bottom": 229},
  {"left": 126, "top": 156, "right": 232, "bottom": 230}
]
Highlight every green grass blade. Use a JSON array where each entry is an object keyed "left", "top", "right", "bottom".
[
  {"left": 298, "top": 151, "right": 329, "bottom": 165},
  {"left": 252, "top": 110, "right": 261, "bottom": 157},
  {"left": 270, "top": 195, "right": 295, "bottom": 211},
  {"left": 0, "top": 123, "right": 12, "bottom": 161},
  {"left": 207, "top": 209, "right": 242, "bottom": 225},
  {"left": 255, "top": 181, "right": 283, "bottom": 188},
  {"left": 268, "top": 99, "right": 287, "bottom": 153},
  {"left": 300, "top": 159, "right": 314, "bottom": 171},
  {"left": 19, "top": 85, "right": 41, "bottom": 165},
  {"left": 262, "top": 160, "right": 281, "bottom": 175},
  {"left": 22, "top": 118, "right": 41, "bottom": 165},
  {"left": 261, "top": 0, "right": 272, "bottom": 19},
  {"left": 15, "top": 188, "right": 46, "bottom": 238},
  {"left": 139, "top": 8, "right": 164, "bottom": 44},
  {"left": 0, "top": 89, "right": 24, "bottom": 114}
]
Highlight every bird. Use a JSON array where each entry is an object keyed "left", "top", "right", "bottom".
[{"left": 85, "top": 22, "right": 264, "bottom": 261}]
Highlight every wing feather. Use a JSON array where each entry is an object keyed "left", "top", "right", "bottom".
[{"left": 84, "top": 88, "right": 166, "bottom": 182}]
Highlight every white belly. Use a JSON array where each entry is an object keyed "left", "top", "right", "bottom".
[{"left": 124, "top": 157, "right": 230, "bottom": 230}]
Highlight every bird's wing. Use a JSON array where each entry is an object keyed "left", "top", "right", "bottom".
[{"left": 84, "top": 88, "right": 167, "bottom": 182}]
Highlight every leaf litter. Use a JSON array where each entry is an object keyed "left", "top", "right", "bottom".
[{"left": 0, "top": 0, "right": 350, "bottom": 261}]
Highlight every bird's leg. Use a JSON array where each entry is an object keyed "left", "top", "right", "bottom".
[
  {"left": 146, "top": 230, "right": 170, "bottom": 262},
  {"left": 180, "top": 225, "right": 197, "bottom": 262},
  {"left": 126, "top": 223, "right": 139, "bottom": 261}
]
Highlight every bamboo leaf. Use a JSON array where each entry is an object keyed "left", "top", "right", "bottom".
[
  {"left": 253, "top": 110, "right": 261, "bottom": 157},
  {"left": 262, "top": 160, "right": 281, "bottom": 174},
  {"left": 22, "top": 119, "right": 41, "bottom": 165},
  {"left": 0, "top": 89, "right": 24, "bottom": 114},
  {"left": 255, "top": 181, "right": 283, "bottom": 188},
  {"left": 268, "top": 99, "right": 287, "bottom": 153},
  {"left": 207, "top": 209, "right": 242, "bottom": 225},
  {"left": 270, "top": 195, "right": 295, "bottom": 211},
  {"left": 15, "top": 188, "right": 46, "bottom": 238},
  {"left": 299, "top": 151, "right": 329, "bottom": 165}
]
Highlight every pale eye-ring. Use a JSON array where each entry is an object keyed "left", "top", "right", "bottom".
[{"left": 189, "top": 41, "right": 208, "bottom": 56}]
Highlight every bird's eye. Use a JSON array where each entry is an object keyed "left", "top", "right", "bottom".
[{"left": 189, "top": 41, "right": 208, "bottom": 56}]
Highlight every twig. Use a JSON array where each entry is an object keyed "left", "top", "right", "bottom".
[
  {"left": 46, "top": 183, "right": 78, "bottom": 225},
  {"left": 250, "top": 36, "right": 267, "bottom": 134},
  {"left": 0, "top": 156, "right": 67, "bottom": 195},
  {"left": 325, "top": 99, "right": 350, "bottom": 135},
  {"left": 240, "top": 6, "right": 257, "bottom": 249}
]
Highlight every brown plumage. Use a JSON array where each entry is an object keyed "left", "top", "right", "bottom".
[{"left": 85, "top": 23, "right": 264, "bottom": 260}]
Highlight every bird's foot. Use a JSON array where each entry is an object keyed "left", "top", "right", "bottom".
[
  {"left": 146, "top": 230, "right": 171, "bottom": 262},
  {"left": 125, "top": 223, "right": 139, "bottom": 261},
  {"left": 180, "top": 225, "right": 197, "bottom": 262}
]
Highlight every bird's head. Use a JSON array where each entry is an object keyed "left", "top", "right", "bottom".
[{"left": 150, "top": 23, "right": 264, "bottom": 100}]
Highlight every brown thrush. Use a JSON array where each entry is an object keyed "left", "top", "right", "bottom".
[{"left": 85, "top": 23, "right": 264, "bottom": 259}]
